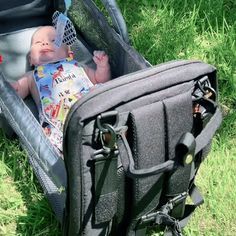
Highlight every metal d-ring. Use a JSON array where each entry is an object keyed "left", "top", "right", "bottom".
[{"left": 99, "top": 123, "right": 117, "bottom": 150}]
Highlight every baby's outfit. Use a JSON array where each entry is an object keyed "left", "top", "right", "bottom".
[{"left": 34, "top": 58, "right": 94, "bottom": 153}]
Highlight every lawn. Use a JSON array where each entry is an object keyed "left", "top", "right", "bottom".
[{"left": 0, "top": 0, "right": 236, "bottom": 235}]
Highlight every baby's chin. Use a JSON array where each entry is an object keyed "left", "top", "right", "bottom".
[{"left": 33, "top": 55, "right": 67, "bottom": 66}]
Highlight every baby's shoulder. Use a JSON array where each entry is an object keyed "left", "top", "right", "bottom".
[
  {"left": 22, "top": 70, "right": 34, "bottom": 79},
  {"left": 19, "top": 71, "right": 34, "bottom": 87}
]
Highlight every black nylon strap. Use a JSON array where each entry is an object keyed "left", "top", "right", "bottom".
[
  {"left": 179, "top": 184, "right": 204, "bottom": 228},
  {"left": 164, "top": 184, "right": 204, "bottom": 236},
  {"left": 118, "top": 130, "right": 175, "bottom": 178},
  {"left": 195, "top": 107, "right": 222, "bottom": 155}
]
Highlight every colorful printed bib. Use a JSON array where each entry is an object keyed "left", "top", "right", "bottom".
[{"left": 34, "top": 58, "right": 94, "bottom": 153}]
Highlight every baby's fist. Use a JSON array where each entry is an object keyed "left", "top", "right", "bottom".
[{"left": 93, "top": 50, "right": 109, "bottom": 67}]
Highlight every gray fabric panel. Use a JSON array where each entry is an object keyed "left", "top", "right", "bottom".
[
  {"left": 116, "top": 81, "right": 193, "bottom": 113},
  {"left": 131, "top": 102, "right": 165, "bottom": 169}
]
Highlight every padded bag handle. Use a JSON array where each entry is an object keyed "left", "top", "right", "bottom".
[
  {"left": 100, "top": 0, "right": 130, "bottom": 44},
  {"left": 119, "top": 130, "right": 176, "bottom": 178}
]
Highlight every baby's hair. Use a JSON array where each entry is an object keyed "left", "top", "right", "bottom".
[
  {"left": 30, "top": 26, "right": 44, "bottom": 45},
  {"left": 30, "top": 26, "right": 54, "bottom": 45}
]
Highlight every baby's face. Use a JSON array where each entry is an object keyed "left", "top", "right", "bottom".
[{"left": 30, "top": 26, "right": 69, "bottom": 66}]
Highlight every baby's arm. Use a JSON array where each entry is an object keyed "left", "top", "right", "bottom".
[
  {"left": 11, "top": 72, "right": 33, "bottom": 99},
  {"left": 85, "top": 51, "right": 111, "bottom": 84}
]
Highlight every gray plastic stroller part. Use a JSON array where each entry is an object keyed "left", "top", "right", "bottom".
[
  {"left": 0, "top": 95, "right": 38, "bottom": 138},
  {"left": 0, "top": 27, "right": 38, "bottom": 82},
  {"left": 100, "top": 0, "right": 130, "bottom": 44},
  {"left": 0, "top": 73, "right": 67, "bottom": 222},
  {"left": 0, "top": 0, "right": 65, "bottom": 34},
  {"left": 0, "top": 27, "right": 39, "bottom": 136}
]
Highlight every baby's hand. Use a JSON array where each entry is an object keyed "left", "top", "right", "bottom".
[{"left": 93, "top": 50, "right": 109, "bottom": 67}]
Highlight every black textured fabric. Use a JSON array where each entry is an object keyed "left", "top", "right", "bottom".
[
  {"left": 130, "top": 102, "right": 165, "bottom": 218},
  {"left": 64, "top": 59, "right": 221, "bottom": 236},
  {"left": 0, "top": 0, "right": 65, "bottom": 34}
]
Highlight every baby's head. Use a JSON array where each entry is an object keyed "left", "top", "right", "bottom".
[{"left": 29, "top": 26, "right": 69, "bottom": 66}]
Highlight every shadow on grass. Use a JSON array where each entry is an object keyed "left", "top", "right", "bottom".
[
  {"left": 0, "top": 131, "right": 61, "bottom": 236},
  {"left": 16, "top": 198, "right": 61, "bottom": 236}
]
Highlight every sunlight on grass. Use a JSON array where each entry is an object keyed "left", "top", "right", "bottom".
[
  {"left": 0, "top": 160, "right": 26, "bottom": 235},
  {"left": 184, "top": 136, "right": 236, "bottom": 235},
  {"left": 0, "top": 133, "right": 60, "bottom": 236}
]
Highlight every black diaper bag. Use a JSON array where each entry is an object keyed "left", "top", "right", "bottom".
[{"left": 63, "top": 60, "right": 222, "bottom": 236}]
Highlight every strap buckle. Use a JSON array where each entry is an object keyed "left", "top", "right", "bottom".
[
  {"left": 140, "top": 193, "right": 187, "bottom": 235},
  {"left": 193, "top": 76, "right": 216, "bottom": 101}
]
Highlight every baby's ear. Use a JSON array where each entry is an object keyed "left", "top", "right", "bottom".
[
  {"left": 28, "top": 52, "right": 32, "bottom": 66},
  {"left": 68, "top": 46, "right": 74, "bottom": 59}
]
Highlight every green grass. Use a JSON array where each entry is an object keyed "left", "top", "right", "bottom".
[
  {"left": 1, "top": 0, "right": 236, "bottom": 235},
  {"left": 0, "top": 134, "right": 60, "bottom": 235}
]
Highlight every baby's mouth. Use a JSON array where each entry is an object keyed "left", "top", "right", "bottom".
[{"left": 40, "top": 49, "right": 54, "bottom": 53}]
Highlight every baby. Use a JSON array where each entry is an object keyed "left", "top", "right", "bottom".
[{"left": 12, "top": 26, "right": 111, "bottom": 154}]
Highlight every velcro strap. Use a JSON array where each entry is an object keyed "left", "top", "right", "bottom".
[{"left": 94, "top": 153, "right": 118, "bottom": 224}]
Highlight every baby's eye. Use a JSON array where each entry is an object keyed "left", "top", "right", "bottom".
[
  {"left": 51, "top": 39, "right": 55, "bottom": 42},
  {"left": 35, "top": 41, "right": 42, "bottom": 44}
]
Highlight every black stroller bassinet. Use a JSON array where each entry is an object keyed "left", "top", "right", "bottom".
[{"left": 0, "top": 1, "right": 222, "bottom": 235}]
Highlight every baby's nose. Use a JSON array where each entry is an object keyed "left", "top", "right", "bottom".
[{"left": 42, "top": 42, "right": 49, "bottom": 46}]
